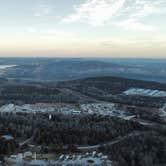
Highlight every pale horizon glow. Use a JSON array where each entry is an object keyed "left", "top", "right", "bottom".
[{"left": 0, "top": 0, "right": 166, "bottom": 57}]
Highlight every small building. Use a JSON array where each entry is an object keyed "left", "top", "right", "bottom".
[
  {"left": 1, "top": 135, "right": 14, "bottom": 141},
  {"left": 0, "top": 135, "right": 16, "bottom": 155},
  {"left": 28, "top": 160, "right": 48, "bottom": 166},
  {"left": 24, "top": 151, "right": 33, "bottom": 159},
  {"left": 72, "top": 110, "right": 81, "bottom": 114}
]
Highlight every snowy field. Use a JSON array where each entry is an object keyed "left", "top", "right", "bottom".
[
  {"left": 0, "top": 65, "right": 16, "bottom": 69},
  {"left": 124, "top": 88, "right": 166, "bottom": 97}
]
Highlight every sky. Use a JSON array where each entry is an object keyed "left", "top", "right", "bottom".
[{"left": 0, "top": 0, "right": 166, "bottom": 58}]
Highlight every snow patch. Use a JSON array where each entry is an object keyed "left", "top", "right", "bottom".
[{"left": 124, "top": 88, "right": 166, "bottom": 97}]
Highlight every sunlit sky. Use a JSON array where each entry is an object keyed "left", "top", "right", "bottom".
[{"left": 0, "top": 0, "right": 166, "bottom": 57}]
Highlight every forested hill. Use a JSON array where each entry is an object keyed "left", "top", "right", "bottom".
[
  {"left": 0, "top": 76, "right": 166, "bottom": 107},
  {"left": 56, "top": 76, "right": 166, "bottom": 94},
  {"left": 56, "top": 76, "right": 166, "bottom": 108}
]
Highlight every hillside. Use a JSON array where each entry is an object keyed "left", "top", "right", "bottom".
[{"left": 0, "top": 76, "right": 166, "bottom": 108}]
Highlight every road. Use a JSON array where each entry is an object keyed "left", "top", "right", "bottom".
[
  {"left": 19, "top": 136, "right": 34, "bottom": 147},
  {"left": 77, "top": 131, "right": 141, "bottom": 151},
  {"left": 77, "top": 116, "right": 166, "bottom": 151}
]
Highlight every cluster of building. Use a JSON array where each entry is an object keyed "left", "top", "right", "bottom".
[
  {"left": 80, "top": 103, "right": 135, "bottom": 120},
  {"left": 0, "top": 102, "right": 139, "bottom": 123},
  {"left": 0, "top": 102, "right": 136, "bottom": 121},
  {"left": 0, "top": 104, "right": 81, "bottom": 115},
  {"left": 80, "top": 103, "right": 120, "bottom": 115},
  {"left": 124, "top": 88, "right": 166, "bottom": 97},
  {"left": 5, "top": 151, "right": 112, "bottom": 166},
  {"left": 0, "top": 104, "right": 54, "bottom": 114}
]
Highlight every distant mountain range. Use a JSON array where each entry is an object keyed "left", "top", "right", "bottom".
[{"left": 0, "top": 58, "right": 166, "bottom": 83}]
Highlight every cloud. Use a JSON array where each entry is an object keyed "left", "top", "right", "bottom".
[
  {"left": 100, "top": 39, "right": 137, "bottom": 47},
  {"left": 117, "top": 19, "right": 155, "bottom": 31},
  {"left": 63, "top": 0, "right": 166, "bottom": 31},
  {"left": 33, "top": 4, "right": 51, "bottom": 17},
  {"left": 63, "top": 0, "right": 126, "bottom": 26},
  {"left": 24, "top": 27, "right": 76, "bottom": 38},
  {"left": 116, "top": 0, "right": 165, "bottom": 31},
  {"left": 100, "top": 35, "right": 166, "bottom": 48}
]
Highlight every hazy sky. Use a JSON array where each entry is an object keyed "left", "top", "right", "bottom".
[{"left": 0, "top": 0, "right": 166, "bottom": 57}]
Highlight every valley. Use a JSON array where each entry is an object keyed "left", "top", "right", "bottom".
[{"left": 0, "top": 76, "right": 166, "bottom": 165}]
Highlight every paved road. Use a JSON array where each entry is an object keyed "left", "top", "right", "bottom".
[
  {"left": 19, "top": 136, "right": 34, "bottom": 147},
  {"left": 77, "top": 131, "right": 141, "bottom": 151},
  {"left": 77, "top": 117, "right": 166, "bottom": 151}
]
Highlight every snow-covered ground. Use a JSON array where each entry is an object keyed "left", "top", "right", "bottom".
[
  {"left": 0, "top": 65, "right": 16, "bottom": 69},
  {"left": 124, "top": 88, "right": 166, "bottom": 97}
]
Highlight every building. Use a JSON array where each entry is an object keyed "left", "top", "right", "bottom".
[{"left": 5, "top": 152, "right": 112, "bottom": 166}]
